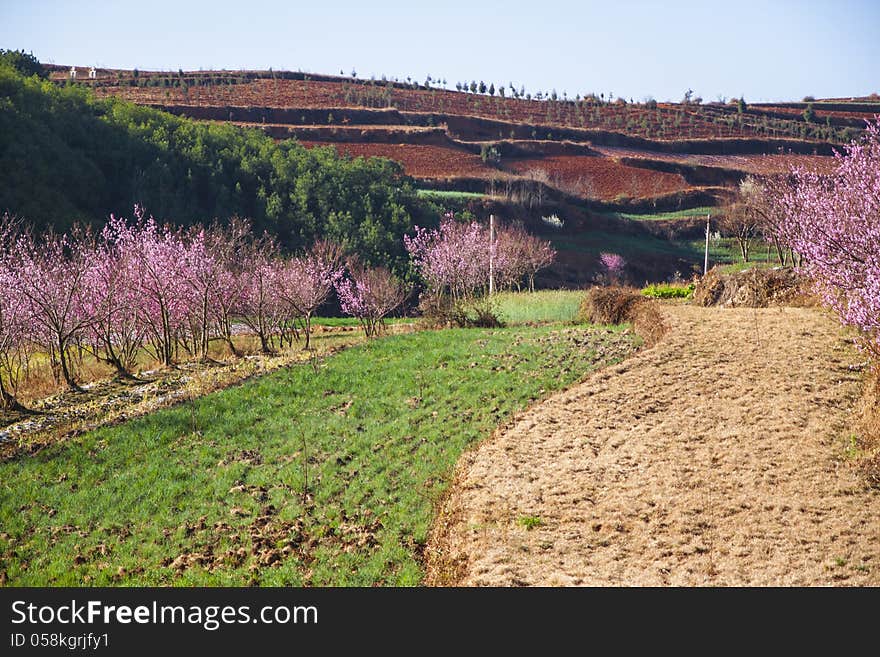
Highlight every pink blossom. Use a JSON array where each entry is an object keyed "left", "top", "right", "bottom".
[{"left": 764, "top": 118, "right": 880, "bottom": 353}]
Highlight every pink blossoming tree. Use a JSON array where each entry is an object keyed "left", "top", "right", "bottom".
[
  {"left": 335, "top": 260, "right": 407, "bottom": 337},
  {"left": 764, "top": 118, "right": 880, "bottom": 355},
  {"left": 277, "top": 240, "right": 344, "bottom": 350},
  {"left": 0, "top": 216, "right": 30, "bottom": 409},
  {"left": 599, "top": 252, "right": 627, "bottom": 285}
]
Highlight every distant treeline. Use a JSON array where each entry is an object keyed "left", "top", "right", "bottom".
[{"left": 0, "top": 58, "right": 428, "bottom": 271}]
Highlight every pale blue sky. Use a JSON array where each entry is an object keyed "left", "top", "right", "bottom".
[{"left": 2, "top": 0, "right": 878, "bottom": 102}]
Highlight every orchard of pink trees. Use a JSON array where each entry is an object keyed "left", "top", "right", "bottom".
[
  {"left": 0, "top": 208, "right": 557, "bottom": 409},
  {"left": 764, "top": 118, "right": 880, "bottom": 357},
  {"left": 0, "top": 208, "right": 372, "bottom": 410}
]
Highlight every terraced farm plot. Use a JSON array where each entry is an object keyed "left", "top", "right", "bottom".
[
  {"left": 505, "top": 155, "right": 692, "bottom": 200},
  {"left": 82, "top": 70, "right": 874, "bottom": 143},
  {"left": 594, "top": 146, "right": 840, "bottom": 175},
  {"left": 301, "top": 141, "right": 505, "bottom": 179}
]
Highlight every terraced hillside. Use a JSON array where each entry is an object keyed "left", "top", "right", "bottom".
[{"left": 50, "top": 65, "right": 877, "bottom": 214}]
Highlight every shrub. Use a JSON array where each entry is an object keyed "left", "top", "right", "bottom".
[
  {"left": 0, "top": 49, "right": 46, "bottom": 78},
  {"left": 577, "top": 287, "right": 643, "bottom": 325},
  {"left": 641, "top": 283, "right": 695, "bottom": 299}
]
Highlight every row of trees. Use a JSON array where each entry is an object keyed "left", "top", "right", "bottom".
[
  {"left": 0, "top": 209, "right": 557, "bottom": 410},
  {"left": 717, "top": 118, "right": 878, "bottom": 356},
  {"left": 0, "top": 210, "right": 410, "bottom": 410}
]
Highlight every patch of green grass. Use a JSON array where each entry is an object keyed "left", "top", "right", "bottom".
[
  {"left": 415, "top": 189, "right": 489, "bottom": 200},
  {"left": 310, "top": 316, "right": 411, "bottom": 328},
  {"left": 493, "top": 290, "right": 584, "bottom": 324},
  {"left": 620, "top": 206, "right": 717, "bottom": 222},
  {"left": 517, "top": 515, "right": 543, "bottom": 531},
  {"left": 641, "top": 283, "right": 695, "bottom": 299},
  {"left": 0, "top": 324, "right": 637, "bottom": 586},
  {"left": 714, "top": 261, "right": 779, "bottom": 274},
  {"left": 680, "top": 237, "right": 782, "bottom": 269}
]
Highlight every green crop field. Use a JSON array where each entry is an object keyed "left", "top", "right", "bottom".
[{"left": 0, "top": 294, "right": 638, "bottom": 586}]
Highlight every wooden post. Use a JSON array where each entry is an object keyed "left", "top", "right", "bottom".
[
  {"left": 489, "top": 213, "right": 495, "bottom": 295},
  {"left": 704, "top": 213, "right": 711, "bottom": 275}
]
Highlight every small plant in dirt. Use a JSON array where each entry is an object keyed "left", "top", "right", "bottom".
[{"left": 517, "top": 515, "right": 543, "bottom": 531}]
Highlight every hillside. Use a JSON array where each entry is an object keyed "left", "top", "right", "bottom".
[
  {"left": 55, "top": 64, "right": 878, "bottom": 214},
  {"left": 20, "top": 63, "right": 875, "bottom": 284}
]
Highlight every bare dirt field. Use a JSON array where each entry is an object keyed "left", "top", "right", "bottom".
[{"left": 428, "top": 304, "right": 880, "bottom": 586}]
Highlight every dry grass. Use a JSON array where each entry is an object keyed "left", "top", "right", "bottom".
[
  {"left": 429, "top": 304, "right": 879, "bottom": 586},
  {"left": 577, "top": 287, "right": 645, "bottom": 325},
  {"left": 692, "top": 266, "right": 815, "bottom": 308},
  {"left": 856, "top": 370, "right": 880, "bottom": 487},
  {"left": 577, "top": 287, "right": 667, "bottom": 347}
]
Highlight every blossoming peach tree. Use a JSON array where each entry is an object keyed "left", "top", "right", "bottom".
[
  {"left": 764, "top": 118, "right": 880, "bottom": 356},
  {"left": 403, "top": 212, "right": 555, "bottom": 325}
]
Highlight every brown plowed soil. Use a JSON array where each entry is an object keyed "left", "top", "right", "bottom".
[
  {"left": 593, "top": 146, "right": 839, "bottom": 175},
  {"left": 428, "top": 304, "right": 880, "bottom": 586},
  {"left": 299, "top": 141, "right": 502, "bottom": 179},
  {"left": 505, "top": 155, "right": 692, "bottom": 200}
]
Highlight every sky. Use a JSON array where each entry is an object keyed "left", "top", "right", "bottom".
[{"left": 2, "top": 0, "right": 878, "bottom": 103}]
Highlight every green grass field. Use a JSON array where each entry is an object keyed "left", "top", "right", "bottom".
[
  {"left": 310, "top": 316, "right": 411, "bottom": 328},
  {"left": 620, "top": 206, "right": 717, "bottom": 222},
  {"left": 0, "top": 294, "right": 639, "bottom": 586},
  {"left": 415, "top": 189, "right": 490, "bottom": 200},
  {"left": 493, "top": 290, "right": 583, "bottom": 324}
]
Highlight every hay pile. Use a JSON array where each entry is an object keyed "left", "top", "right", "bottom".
[
  {"left": 692, "top": 266, "right": 814, "bottom": 308},
  {"left": 577, "top": 287, "right": 667, "bottom": 347}
]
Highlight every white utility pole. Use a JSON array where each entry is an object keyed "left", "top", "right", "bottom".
[
  {"left": 704, "top": 213, "right": 711, "bottom": 275},
  {"left": 489, "top": 214, "right": 495, "bottom": 295},
  {"left": 489, "top": 214, "right": 496, "bottom": 295}
]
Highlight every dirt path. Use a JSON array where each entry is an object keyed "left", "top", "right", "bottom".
[{"left": 428, "top": 304, "right": 880, "bottom": 586}]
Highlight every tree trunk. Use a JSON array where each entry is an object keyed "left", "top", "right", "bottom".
[
  {"left": 200, "top": 293, "right": 210, "bottom": 361},
  {"left": 303, "top": 313, "right": 312, "bottom": 351},
  {"left": 222, "top": 316, "right": 239, "bottom": 357},
  {"left": 258, "top": 331, "right": 272, "bottom": 354},
  {"left": 57, "top": 337, "right": 81, "bottom": 392},
  {"left": 101, "top": 328, "right": 137, "bottom": 380},
  {"left": 0, "top": 377, "right": 28, "bottom": 412}
]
